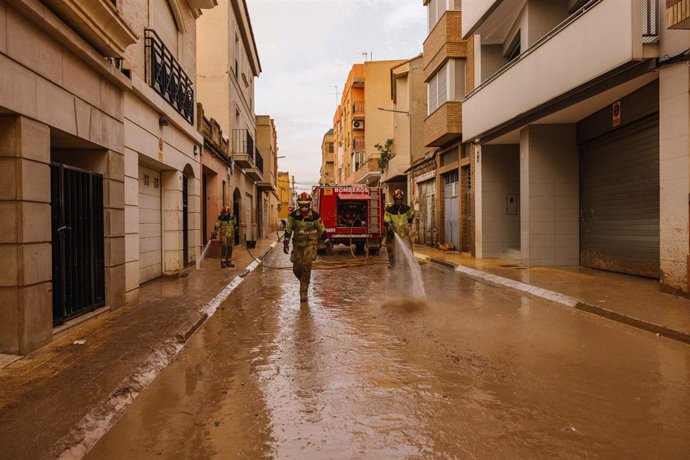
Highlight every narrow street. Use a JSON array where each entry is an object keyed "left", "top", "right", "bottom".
[{"left": 85, "top": 247, "right": 690, "bottom": 459}]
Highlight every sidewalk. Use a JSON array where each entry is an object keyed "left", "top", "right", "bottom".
[
  {"left": 0, "top": 238, "right": 277, "bottom": 460},
  {"left": 414, "top": 246, "right": 690, "bottom": 345}
]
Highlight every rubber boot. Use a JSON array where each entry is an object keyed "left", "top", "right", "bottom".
[
  {"left": 226, "top": 258, "right": 234, "bottom": 268},
  {"left": 299, "top": 281, "right": 309, "bottom": 302}
]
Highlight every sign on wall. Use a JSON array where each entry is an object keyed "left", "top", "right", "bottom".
[{"left": 612, "top": 101, "right": 621, "bottom": 127}]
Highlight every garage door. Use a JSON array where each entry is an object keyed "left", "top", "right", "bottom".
[
  {"left": 139, "top": 166, "right": 162, "bottom": 283},
  {"left": 579, "top": 113, "right": 659, "bottom": 278}
]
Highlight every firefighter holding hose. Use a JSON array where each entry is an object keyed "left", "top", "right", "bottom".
[
  {"left": 384, "top": 189, "right": 415, "bottom": 268},
  {"left": 283, "top": 192, "right": 329, "bottom": 302},
  {"left": 214, "top": 205, "right": 238, "bottom": 268}
]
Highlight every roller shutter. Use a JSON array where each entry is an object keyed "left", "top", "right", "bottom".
[
  {"left": 139, "top": 166, "right": 162, "bottom": 283},
  {"left": 579, "top": 114, "right": 659, "bottom": 278}
]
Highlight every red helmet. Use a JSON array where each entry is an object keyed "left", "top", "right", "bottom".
[
  {"left": 393, "top": 189, "right": 405, "bottom": 200},
  {"left": 296, "top": 192, "right": 312, "bottom": 208}
]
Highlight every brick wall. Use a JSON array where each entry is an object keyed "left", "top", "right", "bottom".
[
  {"left": 424, "top": 101, "right": 462, "bottom": 147},
  {"left": 121, "top": 0, "right": 147, "bottom": 78},
  {"left": 465, "top": 35, "right": 474, "bottom": 95},
  {"left": 423, "top": 11, "right": 465, "bottom": 82}
]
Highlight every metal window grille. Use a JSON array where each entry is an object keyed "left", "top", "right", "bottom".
[
  {"left": 144, "top": 29, "right": 194, "bottom": 124},
  {"left": 256, "top": 150, "right": 264, "bottom": 174}
]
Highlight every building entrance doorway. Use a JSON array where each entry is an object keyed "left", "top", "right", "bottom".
[{"left": 50, "top": 163, "right": 105, "bottom": 326}]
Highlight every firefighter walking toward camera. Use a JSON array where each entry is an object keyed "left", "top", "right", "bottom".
[
  {"left": 283, "top": 192, "right": 329, "bottom": 302},
  {"left": 214, "top": 205, "right": 238, "bottom": 268},
  {"left": 384, "top": 189, "right": 415, "bottom": 267}
]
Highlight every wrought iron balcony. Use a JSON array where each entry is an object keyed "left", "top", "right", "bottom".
[
  {"left": 144, "top": 29, "right": 194, "bottom": 124},
  {"left": 232, "top": 129, "right": 256, "bottom": 168}
]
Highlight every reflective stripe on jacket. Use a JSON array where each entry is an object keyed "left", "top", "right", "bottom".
[
  {"left": 216, "top": 213, "right": 237, "bottom": 245},
  {"left": 384, "top": 204, "right": 414, "bottom": 237},
  {"left": 285, "top": 210, "right": 325, "bottom": 248}
]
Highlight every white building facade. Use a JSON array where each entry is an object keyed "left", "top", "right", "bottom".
[{"left": 463, "top": 0, "right": 690, "bottom": 293}]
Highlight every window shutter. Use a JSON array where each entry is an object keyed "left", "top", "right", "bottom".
[
  {"left": 438, "top": 63, "right": 448, "bottom": 106},
  {"left": 428, "top": 74, "right": 438, "bottom": 114},
  {"left": 437, "top": 0, "right": 447, "bottom": 21},
  {"left": 428, "top": 0, "right": 437, "bottom": 32}
]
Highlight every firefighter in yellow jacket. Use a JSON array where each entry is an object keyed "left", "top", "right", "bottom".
[
  {"left": 384, "top": 189, "right": 415, "bottom": 267},
  {"left": 283, "top": 192, "right": 329, "bottom": 302},
  {"left": 214, "top": 206, "right": 238, "bottom": 268}
]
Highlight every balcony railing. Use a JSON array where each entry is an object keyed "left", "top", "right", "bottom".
[
  {"left": 232, "top": 129, "right": 255, "bottom": 160},
  {"left": 667, "top": 0, "right": 690, "bottom": 28},
  {"left": 232, "top": 129, "right": 257, "bottom": 169},
  {"left": 145, "top": 29, "right": 194, "bottom": 124}
]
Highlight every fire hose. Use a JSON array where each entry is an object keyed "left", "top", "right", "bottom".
[{"left": 240, "top": 227, "right": 390, "bottom": 271}]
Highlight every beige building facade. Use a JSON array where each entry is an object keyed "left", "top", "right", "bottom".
[
  {"left": 198, "top": 104, "right": 231, "bottom": 248},
  {"left": 381, "top": 55, "right": 427, "bottom": 205},
  {"left": 256, "top": 115, "right": 279, "bottom": 236},
  {"left": 0, "top": 0, "right": 215, "bottom": 354},
  {"left": 462, "top": 0, "right": 690, "bottom": 293},
  {"left": 197, "top": 0, "right": 262, "bottom": 244},
  {"left": 122, "top": 0, "right": 213, "bottom": 300}
]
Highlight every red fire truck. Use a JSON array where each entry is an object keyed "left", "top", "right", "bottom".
[{"left": 312, "top": 185, "right": 385, "bottom": 254}]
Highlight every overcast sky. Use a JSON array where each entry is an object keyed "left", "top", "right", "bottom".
[{"left": 248, "top": 0, "right": 427, "bottom": 191}]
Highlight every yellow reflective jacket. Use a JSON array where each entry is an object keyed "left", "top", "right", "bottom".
[
  {"left": 215, "top": 213, "right": 237, "bottom": 245},
  {"left": 285, "top": 210, "right": 325, "bottom": 248},
  {"left": 384, "top": 204, "right": 414, "bottom": 237}
]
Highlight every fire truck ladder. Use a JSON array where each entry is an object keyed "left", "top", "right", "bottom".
[{"left": 368, "top": 188, "right": 380, "bottom": 236}]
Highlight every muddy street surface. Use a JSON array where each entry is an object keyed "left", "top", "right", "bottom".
[{"left": 86, "top": 248, "right": 690, "bottom": 459}]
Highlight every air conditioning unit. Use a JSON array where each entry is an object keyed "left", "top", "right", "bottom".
[{"left": 352, "top": 120, "right": 364, "bottom": 130}]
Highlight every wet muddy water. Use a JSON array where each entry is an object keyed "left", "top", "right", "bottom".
[{"left": 87, "top": 249, "right": 690, "bottom": 459}]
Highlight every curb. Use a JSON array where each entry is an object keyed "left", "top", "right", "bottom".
[
  {"left": 417, "top": 253, "right": 690, "bottom": 346},
  {"left": 57, "top": 242, "right": 278, "bottom": 459}
]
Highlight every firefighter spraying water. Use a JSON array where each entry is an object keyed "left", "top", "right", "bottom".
[
  {"left": 384, "top": 189, "right": 415, "bottom": 268},
  {"left": 283, "top": 192, "right": 330, "bottom": 302}
]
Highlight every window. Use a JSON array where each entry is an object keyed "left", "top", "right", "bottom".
[
  {"left": 428, "top": 61, "right": 450, "bottom": 114},
  {"left": 428, "top": 0, "right": 437, "bottom": 32},
  {"left": 428, "top": 0, "right": 457, "bottom": 33},
  {"left": 234, "top": 33, "right": 239, "bottom": 77},
  {"left": 328, "top": 143, "right": 334, "bottom": 153}
]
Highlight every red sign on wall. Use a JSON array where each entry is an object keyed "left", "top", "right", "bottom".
[{"left": 612, "top": 101, "right": 621, "bottom": 127}]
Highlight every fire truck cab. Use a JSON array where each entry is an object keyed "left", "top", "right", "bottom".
[{"left": 313, "top": 185, "right": 384, "bottom": 254}]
